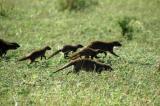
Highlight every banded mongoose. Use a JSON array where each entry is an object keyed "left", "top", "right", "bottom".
[
  {"left": 70, "top": 47, "right": 106, "bottom": 60},
  {"left": 53, "top": 58, "right": 112, "bottom": 74},
  {"left": 87, "top": 41, "right": 122, "bottom": 57},
  {"left": 48, "top": 44, "right": 83, "bottom": 59},
  {"left": 18, "top": 46, "right": 51, "bottom": 64},
  {"left": 0, "top": 39, "right": 20, "bottom": 57}
]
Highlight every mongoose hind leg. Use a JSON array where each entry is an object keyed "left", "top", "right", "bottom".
[
  {"left": 43, "top": 56, "right": 46, "bottom": 59},
  {"left": 0, "top": 52, "right": 3, "bottom": 57},
  {"left": 41, "top": 56, "right": 43, "bottom": 60},
  {"left": 73, "top": 67, "right": 80, "bottom": 75},
  {"left": 41, "top": 55, "right": 46, "bottom": 60},
  {"left": 30, "top": 59, "right": 35, "bottom": 64}
]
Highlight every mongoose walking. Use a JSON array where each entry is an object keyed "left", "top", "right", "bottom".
[
  {"left": 48, "top": 44, "right": 83, "bottom": 59},
  {"left": 87, "top": 41, "right": 122, "bottom": 57},
  {"left": 18, "top": 46, "right": 51, "bottom": 64},
  {"left": 53, "top": 59, "right": 112, "bottom": 74},
  {"left": 0, "top": 39, "right": 20, "bottom": 57},
  {"left": 70, "top": 47, "right": 106, "bottom": 60}
]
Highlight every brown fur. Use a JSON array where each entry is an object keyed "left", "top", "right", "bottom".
[
  {"left": 48, "top": 44, "right": 83, "bottom": 59},
  {"left": 53, "top": 58, "right": 112, "bottom": 74},
  {"left": 18, "top": 46, "right": 51, "bottom": 64},
  {"left": 0, "top": 39, "right": 20, "bottom": 57},
  {"left": 87, "top": 41, "right": 122, "bottom": 57},
  {"left": 70, "top": 47, "right": 106, "bottom": 60}
]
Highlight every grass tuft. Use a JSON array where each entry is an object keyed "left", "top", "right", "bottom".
[
  {"left": 0, "top": 0, "right": 15, "bottom": 17},
  {"left": 56, "top": 0, "right": 98, "bottom": 11},
  {"left": 118, "top": 17, "right": 135, "bottom": 40}
]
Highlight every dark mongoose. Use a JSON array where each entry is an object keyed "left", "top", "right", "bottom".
[
  {"left": 70, "top": 47, "right": 106, "bottom": 60},
  {"left": 0, "top": 39, "right": 20, "bottom": 57},
  {"left": 87, "top": 41, "right": 122, "bottom": 57},
  {"left": 53, "top": 58, "right": 112, "bottom": 74},
  {"left": 18, "top": 46, "right": 51, "bottom": 64},
  {"left": 48, "top": 44, "right": 83, "bottom": 59}
]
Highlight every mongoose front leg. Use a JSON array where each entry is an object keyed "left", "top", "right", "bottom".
[
  {"left": 103, "top": 52, "right": 107, "bottom": 57},
  {"left": 0, "top": 51, "right": 3, "bottom": 57},
  {"left": 2, "top": 51, "right": 7, "bottom": 57},
  {"left": 41, "top": 55, "right": 46, "bottom": 60},
  {"left": 41, "top": 56, "right": 43, "bottom": 60},
  {"left": 110, "top": 50, "right": 119, "bottom": 57},
  {"left": 44, "top": 55, "right": 46, "bottom": 59},
  {"left": 64, "top": 52, "right": 69, "bottom": 59},
  {"left": 30, "top": 59, "right": 36, "bottom": 64},
  {"left": 67, "top": 71, "right": 72, "bottom": 75}
]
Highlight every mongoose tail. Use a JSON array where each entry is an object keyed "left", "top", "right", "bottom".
[
  {"left": 53, "top": 62, "right": 74, "bottom": 73},
  {"left": 18, "top": 56, "right": 29, "bottom": 61},
  {"left": 48, "top": 49, "right": 61, "bottom": 59}
]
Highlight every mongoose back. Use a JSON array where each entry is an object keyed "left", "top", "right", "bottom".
[
  {"left": 0, "top": 39, "right": 20, "bottom": 57},
  {"left": 87, "top": 41, "right": 122, "bottom": 57},
  {"left": 53, "top": 59, "right": 112, "bottom": 74},
  {"left": 18, "top": 46, "right": 51, "bottom": 64},
  {"left": 48, "top": 44, "right": 83, "bottom": 59},
  {"left": 70, "top": 47, "right": 106, "bottom": 60}
]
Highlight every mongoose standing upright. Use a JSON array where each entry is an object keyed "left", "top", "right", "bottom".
[
  {"left": 0, "top": 39, "right": 20, "bottom": 57},
  {"left": 48, "top": 44, "right": 83, "bottom": 59},
  {"left": 53, "top": 58, "right": 112, "bottom": 74},
  {"left": 18, "top": 46, "right": 51, "bottom": 64},
  {"left": 87, "top": 41, "right": 122, "bottom": 57},
  {"left": 70, "top": 47, "right": 106, "bottom": 60}
]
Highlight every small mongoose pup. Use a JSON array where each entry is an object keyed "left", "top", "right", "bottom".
[
  {"left": 18, "top": 46, "right": 51, "bottom": 64},
  {"left": 0, "top": 39, "right": 20, "bottom": 57},
  {"left": 70, "top": 47, "right": 107, "bottom": 60},
  {"left": 87, "top": 41, "right": 122, "bottom": 57},
  {"left": 53, "top": 58, "right": 112, "bottom": 74},
  {"left": 48, "top": 44, "right": 83, "bottom": 59}
]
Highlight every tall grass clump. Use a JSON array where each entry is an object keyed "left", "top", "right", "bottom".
[
  {"left": 57, "top": 0, "right": 98, "bottom": 11},
  {"left": 0, "top": 0, "right": 15, "bottom": 17},
  {"left": 118, "top": 16, "right": 144, "bottom": 40},
  {"left": 118, "top": 17, "right": 136, "bottom": 40}
]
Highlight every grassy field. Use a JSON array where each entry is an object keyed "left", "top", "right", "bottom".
[{"left": 0, "top": 0, "right": 160, "bottom": 105}]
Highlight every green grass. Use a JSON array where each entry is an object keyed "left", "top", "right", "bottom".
[{"left": 0, "top": 0, "right": 160, "bottom": 105}]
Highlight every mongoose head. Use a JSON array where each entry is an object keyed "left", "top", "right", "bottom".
[
  {"left": 77, "top": 44, "right": 83, "bottom": 48},
  {"left": 45, "top": 46, "right": 51, "bottom": 50},
  {"left": 112, "top": 41, "right": 122, "bottom": 47},
  {"left": 11, "top": 43, "right": 20, "bottom": 49}
]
